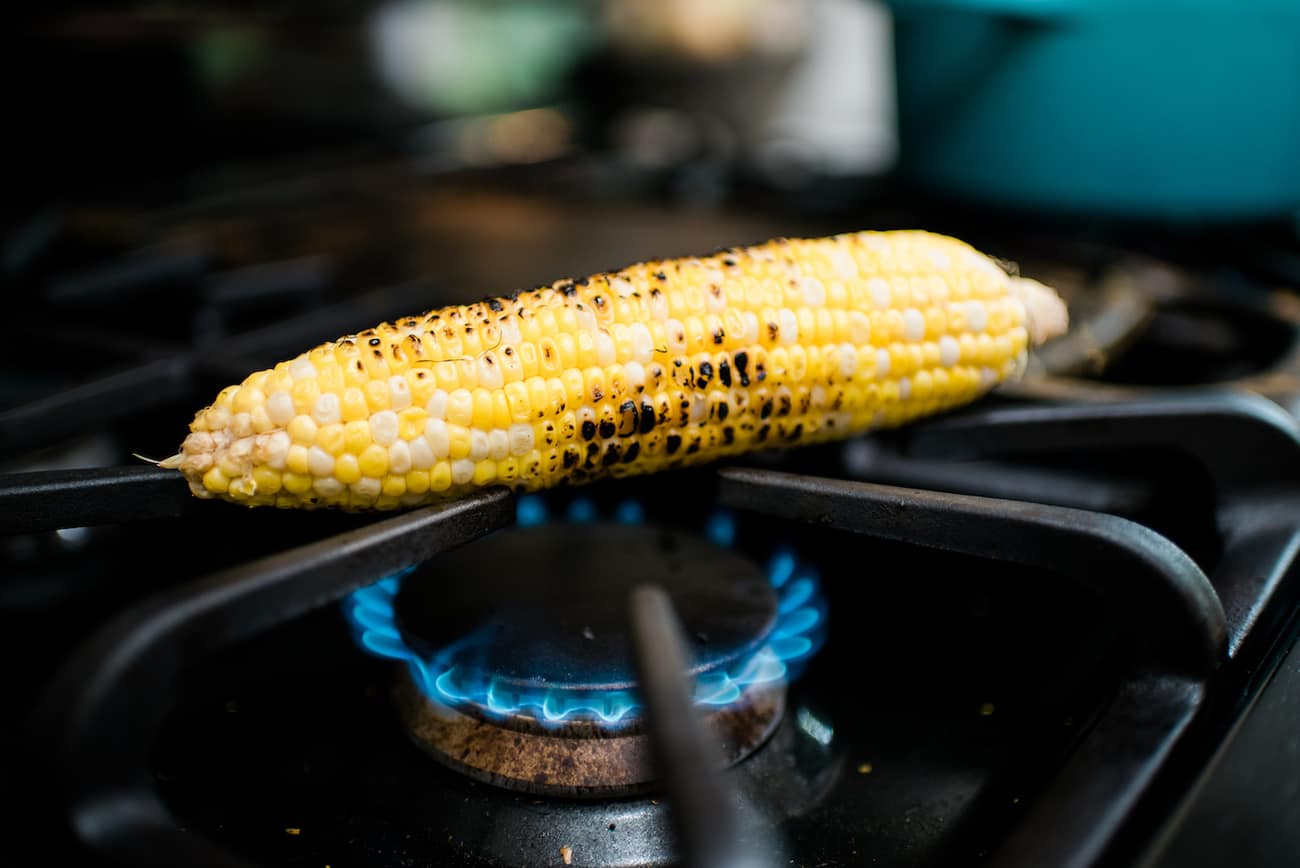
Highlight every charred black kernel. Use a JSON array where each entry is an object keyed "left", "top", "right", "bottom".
[
  {"left": 504, "top": 347, "right": 513, "bottom": 356},
  {"left": 484, "top": 355, "right": 494, "bottom": 365},
  {"left": 599, "top": 419, "right": 616, "bottom": 439},
  {"left": 757, "top": 424, "right": 770, "bottom": 442},
  {"left": 465, "top": 326, "right": 474, "bottom": 334},
  {"left": 373, "top": 349, "right": 384, "bottom": 359},
  {"left": 712, "top": 328, "right": 724, "bottom": 344},
  {"left": 562, "top": 449, "right": 579, "bottom": 469},
  {"left": 666, "top": 435, "right": 682, "bottom": 454},
  {"left": 831, "top": 392, "right": 844, "bottom": 411},
  {"left": 368, "top": 337, "right": 382, "bottom": 347},
  {"left": 581, "top": 420, "right": 597, "bottom": 440},
  {"left": 602, "top": 445, "right": 621, "bottom": 467},
  {"left": 651, "top": 287, "right": 662, "bottom": 297},
  {"left": 798, "top": 393, "right": 811, "bottom": 413},
  {"left": 722, "top": 427, "right": 735, "bottom": 445},
  {"left": 716, "top": 401, "right": 729, "bottom": 421},
  {"left": 709, "top": 285, "right": 721, "bottom": 298},
  {"left": 639, "top": 401, "right": 656, "bottom": 433},
  {"left": 619, "top": 399, "right": 637, "bottom": 420},
  {"left": 655, "top": 271, "right": 667, "bottom": 281},
  {"left": 718, "top": 359, "right": 732, "bottom": 387},
  {"left": 593, "top": 295, "right": 606, "bottom": 309},
  {"left": 587, "top": 442, "right": 600, "bottom": 458},
  {"left": 734, "top": 352, "right": 750, "bottom": 386},
  {"left": 623, "top": 442, "right": 640, "bottom": 463},
  {"left": 340, "top": 338, "right": 356, "bottom": 347},
  {"left": 575, "top": 276, "right": 589, "bottom": 286},
  {"left": 760, "top": 400, "right": 774, "bottom": 419},
  {"left": 674, "top": 359, "right": 683, "bottom": 367},
  {"left": 767, "top": 322, "right": 779, "bottom": 341},
  {"left": 355, "top": 360, "right": 365, "bottom": 371},
  {"left": 487, "top": 298, "right": 503, "bottom": 311},
  {"left": 755, "top": 362, "right": 767, "bottom": 382},
  {"left": 592, "top": 386, "right": 604, "bottom": 402},
  {"left": 785, "top": 423, "right": 803, "bottom": 442},
  {"left": 777, "top": 394, "right": 792, "bottom": 416},
  {"left": 557, "top": 280, "right": 577, "bottom": 296},
  {"left": 723, "top": 256, "right": 737, "bottom": 266},
  {"left": 416, "top": 370, "right": 427, "bottom": 379},
  {"left": 696, "top": 362, "right": 713, "bottom": 388},
  {"left": 685, "top": 439, "right": 701, "bottom": 455},
  {"left": 543, "top": 345, "right": 554, "bottom": 360}
]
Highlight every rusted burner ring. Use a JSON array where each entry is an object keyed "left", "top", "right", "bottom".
[{"left": 395, "top": 669, "right": 786, "bottom": 797}]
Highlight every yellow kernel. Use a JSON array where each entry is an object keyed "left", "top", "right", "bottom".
[
  {"left": 497, "top": 457, "right": 520, "bottom": 483},
  {"left": 291, "top": 379, "right": 321, "bottom": 414},
  {"left": 231, "top": 386, "right": 264, "bottom": 415},
  {"left": 317, "top": 364, "right": 344, "bottom": 395},
  {"left": 398, "top": 407, "right": 427, "bottom": 441},
  {"left": 446, "top": 389, "right": 474, "bottom": 427},
  {"left": 448, "top": 425, "right": 472, "bottom": 459},
  {"left": 252, "top": 466, "right": 282, "bottom": 495},
  {"left": 405, "top": 470, "right": 430, "bottom": 494},
  {"left": 359, "top": 444, "right": 389, "bottom": 478},
  {"left": 312, "top": 423, "right": 344, "bottom": 456},
  {"left": 505, "top": 382, "right": 532, "bottom": 424},
  {"left": 341, "top": 388, "right": 369, "bottom": 422},
  {"left": 282, "top": 472, "right": 313, "bottom": 494},
  {"left": 364, "top": 379, "right": 391, "bottom": 412},
  {"left": 527, "top": 378, "right": 550, "bottom": 418},
  {"left": 472, "top": 461, "right": 497, "bottom": 486},
  {"left": 491, "top": 389, "right": 513, "bottom": 430},
  {"left": 287, "top": 414, "right": 317, "bottom": 444},
  {"left": 344, "top": 420, "right": 371, "bottom": 454},
  {"left": 202, "top": 466, "right": 230, "bottom": 493},
  {"left": 381, "top": 475, "right": 406, "bottom": 497},
  {"left": 470, "top": 388, "right": 494, "bottom": 431},
  {"left": 286, "top": 445, "right": 310, "bottom": 475},
  {"left": 334, "top": 454, "right": 362, "bottom": 484},
  {"left": 250, "top": 406, "right": 274, "bottom": 434},
  {"left": 537, "top": 337, "right": 562, "bottom": 373},
  {"left": 430, "top": 461, "right": 452, "bottom": 491}
]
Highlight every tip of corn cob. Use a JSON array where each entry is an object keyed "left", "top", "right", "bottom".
[
  {"left": 161, "top": 229, "right": 1069, "bottom": 509},
  {"left": 1008, "top": 277, "right": 1069, "bottom": 346}
]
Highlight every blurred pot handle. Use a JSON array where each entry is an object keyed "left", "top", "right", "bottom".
[{"left": 886, "top": 0, "right": 1079, "bottom": 19}]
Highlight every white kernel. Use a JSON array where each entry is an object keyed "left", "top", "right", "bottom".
[
  {"left": 689, "top": 393, "right": 709, "bottom": 424},
  {"left": 370, "top": 410, "right": 399, "bottom": 446},
  {"left": 487, "top": 429, "right": 510, "bottom": 461},
  {"left": 409, "top": 436, "right": 434, "bottom": 469},
  {"left": 265, "top": 432, "right": 290, "bottom": 470},
  {"left": 777, "top": 309, "right": 799, "bottom": 344},
  {"left": 648, "top": 288, "right": 669, "bottom": 320},
  {"left": 801, "top": 277, "right": 826, "bottom": 307},
  {"left": 575, "top": 306, "right": 597, "bottom": 332},
  {"left": 389, "top": 441, "right": 412, "bottom": 474},
  {"left": 840, "top": 344, "right": 859, "bottom": 378},
  {"left": 903, "top": 308, "right": 926, "bottom": 342},
  {"left": 353, "top": 477, "right": 382, "bottom": 498},
  {"left": 868, "top": 277, "right": 891, "bottom": 309},
  {"left": 477, "top": 353, "right": 505, "bottom": 390},
  {"left": 832, "top": 248, "right": 859, "bottom": 280},
  {"left": 610, "top": 276, "right": 636, "bottom": 297},
  {"left": 288, "top": 356, "right": 317, "bottom": 380},
  {"left": 595, "top": 331, "right": 617, "bottom": 366},
  {"left": 308, "top": 446, "right": 335, "bottom": 477},
  {"left": 629, "top": 324, "right": 655, "bottom": 363},
  {"left": 811, "top": 385, "right": 828, "bottom": 409},
  {"left": 664, "top": 319, "right": 688, "bottom": 354},
  {"left": 508, "top": 424, "right": 535, "bottom": 457},
  {"left": 741, "top": 312, "right": 760, "bottom": 344},
  {"left": 705, "top": 283, "right": 726, "bottom": 313},
  {"left": 426, "top": 390, "right": 449, "bottom": 419},
  {"left": 313, "top": 477, "right": 345, "bottom": 497},
  {"left": 231, "top": 413, "right": 253, "bottom": 437},
  {"left": 980, "top": 367, "right": 998, "bottom": 389},
  {"left": 265, "top": 392, "right": 294, "bottom": 426},
  {"left": 876, "top": 348, "right": 891, "bottom": 378},
  {"left": 311, "top": 393, "right": 341, "bottom": 426},
  {"left": 964, "top": 300, "right": 988, "bottom": 333},
  {"left": 469, "top": 429, "right": 489, "bottom": 461},
  {"left": 847, "top": 311, "right": 871, "bottom": 345},
  {"left": 940, "top": 335, "right": 961, "bottom": 366},
  {"left": 388, "top": 375, "right": 412, "bottom": 410},
  {"left": 424, "top": 419, "right": 451, "bottom": 458},
  {"left": 451, "top": 459, "right": 475, "bottom": 485},
  {"left": 899, "top": 377, "right": 912, "bottom": 400},
  {"left": 498, "top": 318, "right": 522, "bottom": 345},
  {"left": 624, "top": 361, "right": 646, "bottom": 392},
  {"left": 929, "top": 249, "right": 951, "bottom": 270}
]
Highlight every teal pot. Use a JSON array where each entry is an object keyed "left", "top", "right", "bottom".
[{"left": 887, "top": 0, "right": 1300, "bottom": 220}]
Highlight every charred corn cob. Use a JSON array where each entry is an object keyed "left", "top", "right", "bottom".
[{"left": 163, "top": 230, "right": 1067, "bottom": 510}]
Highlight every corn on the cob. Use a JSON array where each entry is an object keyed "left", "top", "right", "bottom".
[{"left": 163, "top": 230, "right": 1067, "bottom": 510}]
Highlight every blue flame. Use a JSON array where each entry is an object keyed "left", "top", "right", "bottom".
[{"left": 343, "top": 506, "right": 826, "bottom": 727}]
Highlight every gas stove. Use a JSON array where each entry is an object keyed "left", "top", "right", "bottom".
[{"left": 4, "top": 165, "right": 1300, "bottom": 868}]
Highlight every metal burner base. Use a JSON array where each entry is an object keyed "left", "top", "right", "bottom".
[{"left": 394, "top": 670, "right": 785, "bottom": 797}]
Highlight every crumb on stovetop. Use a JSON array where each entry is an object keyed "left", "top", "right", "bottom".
[{"left": 560, "top": 845, "right": 573, "bottom": 865}]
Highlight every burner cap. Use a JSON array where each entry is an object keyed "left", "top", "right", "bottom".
[{"left": 393, "top": 522, "right": 779, "bottom": 693}]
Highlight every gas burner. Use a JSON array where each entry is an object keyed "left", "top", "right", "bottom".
[{"left": 345, "top": 510, "right": 826, "bottom": 796}]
